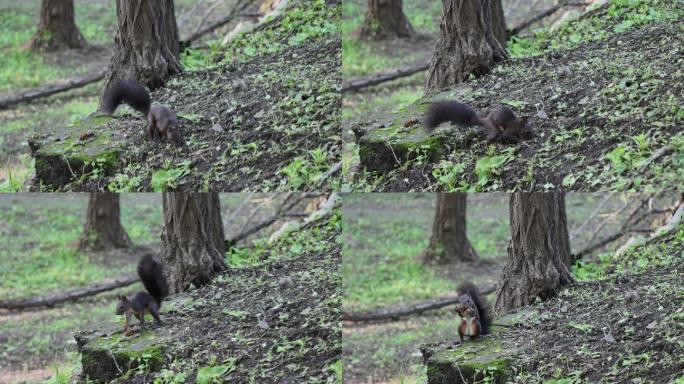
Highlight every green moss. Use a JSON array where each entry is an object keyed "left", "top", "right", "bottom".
[
  {"left": 31, "top": 116, "right": 130, "bottom": 188},
  {"left": 80, "top": 325, "right": 169, "bottom": 383},
  {"left": 425, "top": 339, "right": 515, "bottom": 384}
]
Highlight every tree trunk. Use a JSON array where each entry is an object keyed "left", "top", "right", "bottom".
[
  {"left": 25, "top": 0, "right": 85, "bottom": 51},
  {"left": 424, "top": 0, "right": 508, "bottom": 94},
  {"left": 490, "top": 0, "right": 508, "bottom": 48},
  {"left": 77, "top": 193, "right": 131, "bottom": 251},
  {"left": 494, "top": 192, "right": 574, "bottom": 313},
  {"left": 355, "top": 0, "right": 415, "bottom": 40},
  {"left": 101, "top": 0, "right": 181, "bottom": 96},
  {"left": 556, "top": 192, "right": 573, "bottom": 268},
  {"left": 422, "top": 193, "right": 478, "bottom": 264},
  {"left": 160, "top": 193, "right": 227, "bottom": 294}
]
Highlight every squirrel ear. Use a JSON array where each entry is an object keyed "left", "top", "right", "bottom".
[{"left": 119, "top": 295, "right": 128, "bottom": 301}]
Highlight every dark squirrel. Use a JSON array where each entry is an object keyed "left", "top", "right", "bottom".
[
  {"left": 102, "top": 79, "right": 184, "bottom": 146},
  {"left": 116, "top": 254, "right": 169, "bottom": 335},
  {"left": 425, "top": 101, "right": 535, "bottom": 143},
  {"left": 455, "top": 281, "right": 492, "bottom": 342}
]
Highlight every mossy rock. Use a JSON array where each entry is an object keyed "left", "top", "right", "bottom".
[
  {"left": 28, "top": 115, "right": 127, "bottom": 189},
  {"left": 356, "top": 90, "right": 470, "bottom": 173},
  {"left": 75, "top": 321, "right": 169, "bottom": 383},
  {"left": 421, "top": 309, "right": 536, "bottom": 384}
]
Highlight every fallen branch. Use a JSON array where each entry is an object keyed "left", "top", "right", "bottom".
[
  {"left": 615, "top": 202, "right": 684, "bottom": 257},
  {"left": 313, "top": 161, "right": 342, "bottom": 188},
  {"left": 180, "top": 0, "right": 263, "bottom": 49},
  {"left": 0, "top": 274, "right": 137, "bottom": 310},
  {"left": 228, "top": 193, "right": 322, "bottom": 244},
  {"left": 0, "top": 70, "right": 105, "bottom": 110},
  {"left": 509, "top": 6, "right": 560, "bottom": 36},
  {"left": 342, "top": 61, "right": 429, "bottom": 93},
  {"left": 509, "top": 1, "right": 589, "bottom": 36},
  {"left": 343, "top": 284, "right": 496, "bottom": 323}
]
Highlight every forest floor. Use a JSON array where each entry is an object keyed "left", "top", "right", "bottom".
[
  {"left": 0, "top": 0, "right": 241, "bottom": 190},
  {"left": 341, "top": 193, "right": 679, "bottom": 384},
  {"left": 0, "top": 194, "right": 302, "bottom": 383},
  {"left": 501, "top": 233, "right": 684, "bottom": 383},
  {"left": 75, "top": 208, "right": 341, "bottom": 383},
  {"left": 344, "top": 0, "right": 684, "bottom": 192},
  {"left": 1, "top": 0, "right": 342, "bottom": 192}
]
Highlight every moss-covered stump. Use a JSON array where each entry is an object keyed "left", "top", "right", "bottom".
[
  {"left": 421, "top": 309, "right": 536, "bottom": 384},
  {"left": 28, "top": 115, "right": 127, "bottom": 189},
  {"left": 74, "top": 321, "right": 169, "bottom": 383},
  {"left": 356, "top": 93, "right": 464, "bottom": 173}
]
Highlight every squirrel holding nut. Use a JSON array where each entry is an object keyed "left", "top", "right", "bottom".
[{"left": 455, "top": 281, "right": 492, "bottom": 342}]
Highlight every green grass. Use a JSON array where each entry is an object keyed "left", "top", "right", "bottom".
[
  {"left": 0, "top": 0, "right": 116, "bottom": 92},
  {"left": 342, "top": 193, "right": 510, "bottom": 312},
  {"left": 0, "top": 194, "right": 162, "bottom": 299},
  {"left": 341, "top": 0, "right": 442, "bottom": 77}
]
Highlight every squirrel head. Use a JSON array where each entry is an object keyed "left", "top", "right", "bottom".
[
  {"left": 517, "top": 116, "right": 536, "bottom": 139},
  {"left": 115, "top": 295, "right": 130, "bottom": 315}
]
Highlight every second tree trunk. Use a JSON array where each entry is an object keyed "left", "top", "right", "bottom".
[{"left": 422, "top": 193, "right": 478, "bottom": 264}]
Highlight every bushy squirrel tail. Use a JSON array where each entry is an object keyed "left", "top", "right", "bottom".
[
  {"left": 424, "top": 101, "right": 481, "bottom": 131},
  {"left": 102, "top": 79, "right": 151, "bottom": 116},
  {"left": 138, "top": 254, "right": 168, "bottom": 307},
  {"left": 458, "top": 281, "right": 492, "bottom": 334}
]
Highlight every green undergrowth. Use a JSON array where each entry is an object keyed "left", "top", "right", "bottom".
[
  {"left": 509, "top": 0, "right": 683, "bottom": 58},
  {"left": 574, "top": 222, "right": 684, "bottom": 282},
  {"left": 182, "top": 0, "right": 338, "bottom": 70},
  {"left": 229, "top": 207, "right": 341, "bottom": 269}
]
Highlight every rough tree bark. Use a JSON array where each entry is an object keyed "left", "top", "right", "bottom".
[
  {"left": 490, "top": 0, "right": 508, "bottom": 47},
  {"left": 425, "top": 0, "right": 508, "bottom": 94},
  {"left": 557, "top": 192, "right": 573, "bottom": 268},
  {"left": 25, "top": 0, "right": 85, "bottom": 51},
  {"left": 77, "top": 193, "right": 131, "bottom": 251},
  {"left": 422, "top": 193, "right": 478, "bottom": 264},
  {"left": 355, "top": 0, "right": 415, "bottom": 40},
  {"left": 101, "top": 0, "right": 181, "bottom": 97},
  {"left": 494, "top": 192, "right": 574, "bottom": 313},
  {"left": 160, "top": 193, "right": 227, "bottom": 294}
]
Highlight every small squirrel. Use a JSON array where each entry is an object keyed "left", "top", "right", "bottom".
[
  {"left": 424, "top": 101, "right": 535, "bottom": 143},
  {"left": 102, "top": 79, "right": 184, "bottom": 146},
  {"left": 116, "top": 254, "right": 169, "bottom": 335},
  {"left": 455, "top": 281, "right": 492, "bottom": 342}
]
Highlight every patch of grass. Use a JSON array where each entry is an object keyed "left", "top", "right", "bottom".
[
  {"left": 342, "top": 194, "right": 510, "bottom": 312},
  {"left": 341, "top": 0, "right": 442, "bottom": 77},
  {"left": 0, "top": 1, "right": 116, "bottom": 92},
  {"left": 0, "top": 195, "right": 162, "bottom": 299}
]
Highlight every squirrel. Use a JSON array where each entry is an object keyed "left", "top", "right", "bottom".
[
  {"left": 424, "top": 101, "right": 535, "bottom": 143},
  {"left": 102, "top": 79, "right": 184, "bottom": 146},
  {"left": 455, "top": 281, "right": 492, "bottom": 342},
  {"left": 116, "top": 254, "right": 169, "bottom": 335}
]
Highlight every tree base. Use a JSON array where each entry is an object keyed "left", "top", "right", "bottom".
[{"left": 354, "top": 16, "right": 415, "bottom": 40}]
